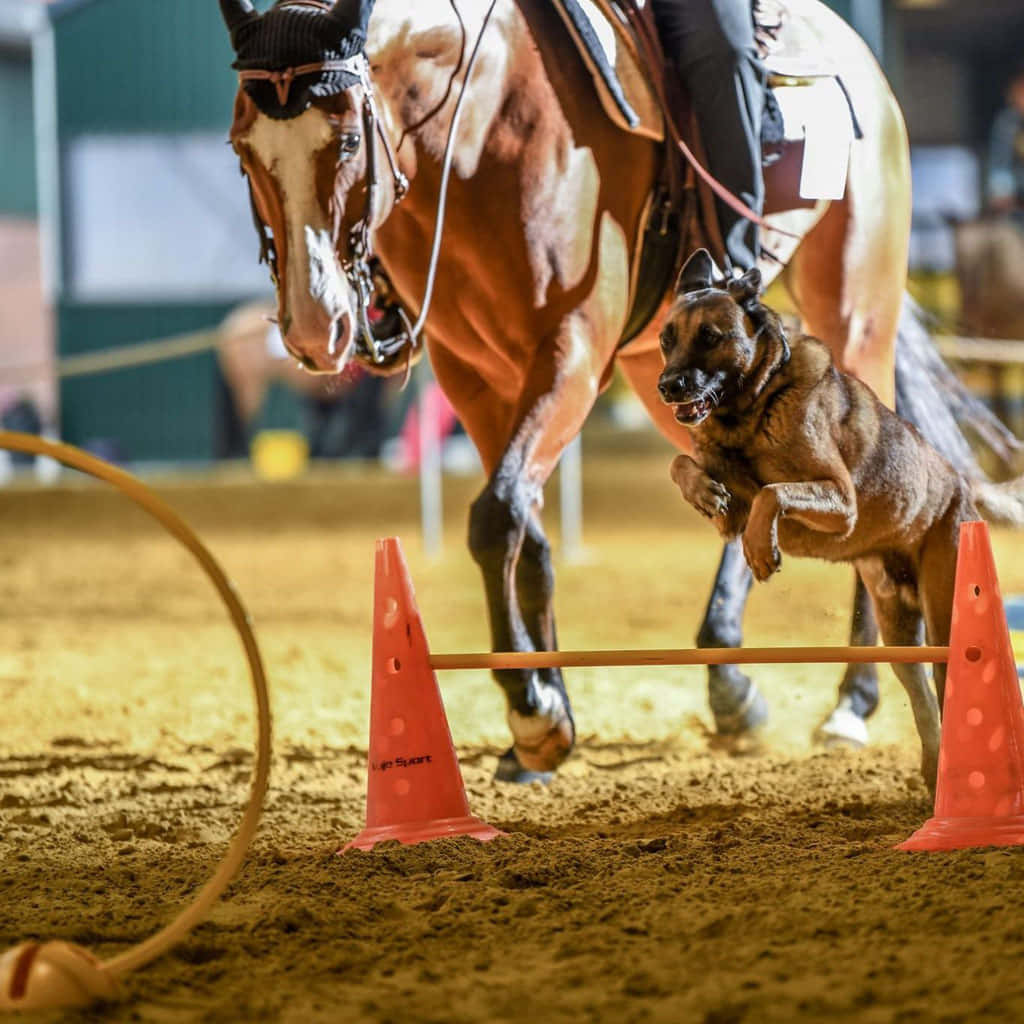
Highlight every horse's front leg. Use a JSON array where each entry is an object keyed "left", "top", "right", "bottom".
[
  {"left": 431, "top": 317, "right": 607, "bottom": 782},
  {"left": 815, "top": 574, "right": 880, "bottom": 748},
  {"left": 697, "top": 539, "right": 768, "bottom": 734},
  {"left": 468, "top": 480, "right": 575, "bottom": 782}
]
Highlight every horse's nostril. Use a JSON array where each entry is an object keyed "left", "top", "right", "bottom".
[{"left": 298, "top": 354, "right": 318, "bottom": 371}]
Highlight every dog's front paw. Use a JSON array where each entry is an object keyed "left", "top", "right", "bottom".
[
  {"left": 742, "top": 528, "right": 781, "bottom": 582},
  {"left": 693, "top": 477, "right": 731, "bottom": 519}
]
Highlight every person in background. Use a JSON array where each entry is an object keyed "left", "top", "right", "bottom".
[{"left": 987, "top": 66, "right": 1024, "bottom": 216}]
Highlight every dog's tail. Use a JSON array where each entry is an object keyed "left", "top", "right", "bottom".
[{"left": 895, "top": 293, "right": 1024, "bottom": 527}]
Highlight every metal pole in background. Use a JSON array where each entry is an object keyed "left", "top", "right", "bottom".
[
  {"left": 417, "top": 360, "right": 443, "bottom": 558},
  {"left": 559, "top": 434, "right": 584, "bottom": 562}
]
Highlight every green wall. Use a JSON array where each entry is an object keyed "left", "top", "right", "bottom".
[
  {"left": 50, "top": 0, "right": 287, "bottom": 461},
  {"left": 57, "top": 302, "right": 229, "bottom": 461},
  {"left": 0, "top": 49, "right": 36, "bottom": 216},
  {"left": 53, "top": 0, "right": 238, "bottom": 134},
  {"left": 823, "top": 0, "right": 853, "bottom": 23}
]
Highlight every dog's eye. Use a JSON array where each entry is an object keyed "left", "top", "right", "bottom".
[{"left": 698, "top": 325, "right": 722, "bottom": 348}]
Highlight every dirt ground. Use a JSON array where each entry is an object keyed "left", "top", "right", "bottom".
[{"left": 4, "top": 452, "right": 1024, "bottom": 1023}]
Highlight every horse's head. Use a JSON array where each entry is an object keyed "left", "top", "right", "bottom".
[{"left": 223, "top": 0, "right": 403, "bottom": 373}]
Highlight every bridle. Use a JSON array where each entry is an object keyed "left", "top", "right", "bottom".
[
  {"left": 238, "top": 46, "right": 410, "bottom": 367},
  {"left": 234, "top": 0, "right": 499, "bottom": 372},
  {"left": 339, "top": 55, "right": 411, "bottom": 366}
]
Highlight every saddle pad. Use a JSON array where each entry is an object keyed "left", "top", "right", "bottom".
[
  {"left": 773, "top": 76, "right": 855, "bottom": 200},
  {"left": 557, "top": 0, "right": 637, "bottom": 127},
  {"left": 550, "top": 0, "right": 665, "bottom": 141}
]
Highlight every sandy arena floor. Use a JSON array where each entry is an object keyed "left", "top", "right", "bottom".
[{"left": 4, "top": 453, "right": 1024, "bottom": 1023}]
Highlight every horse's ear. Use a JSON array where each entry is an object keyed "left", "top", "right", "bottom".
[
  {"left": 220, "top": 0, "right": 257, "bottom": 40},
  {"left": 676, "top": 249, "right": 714, "bottom": 296}
]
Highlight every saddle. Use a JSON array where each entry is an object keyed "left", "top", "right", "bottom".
[{"left": 550, "top": 0, "right": 861, "bottom": 344}]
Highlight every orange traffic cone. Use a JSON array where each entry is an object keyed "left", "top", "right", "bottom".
[
  {"left": 341, "top": 537, "right": 503, "bottom": 853},
  {"left": 899, "top": 520, "right": 1024, "bottom": 851}
]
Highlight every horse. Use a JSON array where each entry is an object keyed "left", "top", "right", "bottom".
[{"left": 220, "top": 0, "right": 1017, "bottom": 780}]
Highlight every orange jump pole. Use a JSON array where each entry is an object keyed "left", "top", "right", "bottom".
[{"left": 429, "top": 646, "right": 950, "bottom": 672}]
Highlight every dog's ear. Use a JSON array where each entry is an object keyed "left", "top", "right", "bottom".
[
  {"left": 726, "top": 267, "right": 763, "bottom": 307},
  {"left": 676, "top": 249, "right": 715, "bottom": 296}
]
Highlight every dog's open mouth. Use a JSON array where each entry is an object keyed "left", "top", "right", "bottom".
[{"left": 673, "top": 397, "right": 714, "bottom": 425}]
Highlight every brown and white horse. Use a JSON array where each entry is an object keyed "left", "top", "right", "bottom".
[{"left": 223, "top": 0, "right": 1012, "bottom": 779}]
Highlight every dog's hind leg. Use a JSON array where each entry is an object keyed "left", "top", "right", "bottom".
[
  {"left": 857, "top": 557, "right": 940, "bottom": 792},
  {"left": 917, "top": 514, "right": 963, "bottom": 712},
  {"left": 815, "top": 575, "right": 880, "bottom": 749},
  {"left": 698, "top": 539, "right": 769, "bottom": 735}
]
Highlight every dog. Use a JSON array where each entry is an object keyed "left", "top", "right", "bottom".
[{"left": 656, "top": 249, "right": 983, "bottom": 789}]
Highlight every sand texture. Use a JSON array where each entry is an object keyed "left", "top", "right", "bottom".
[{"left": 3, "top": 456, "right": 1024, "bottom": 1023}]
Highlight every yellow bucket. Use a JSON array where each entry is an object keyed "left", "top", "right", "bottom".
[{"left": 250, "top": 430, "right": 309, "bottom": 481}]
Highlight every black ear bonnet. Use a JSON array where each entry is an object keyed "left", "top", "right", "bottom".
[{"left": 224, "top": 0, "right": 373, "bottom": 119}]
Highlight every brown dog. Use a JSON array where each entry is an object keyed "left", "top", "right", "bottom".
[{"left": 657, "top": 249, "right": 982, "bottom": 789}]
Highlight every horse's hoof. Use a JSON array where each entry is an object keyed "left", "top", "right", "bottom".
[
  {"left": 713, "top": 680, "right": 769, "bottom": 736},
  {"left": 494, "top": 748, "right": 554, "bottom": 785},
  {"left": 814, "top": 706, "right": 869, "bottom": 749},
  {"left": 506, "top": 706, "right": 575, "bottom": 774}
]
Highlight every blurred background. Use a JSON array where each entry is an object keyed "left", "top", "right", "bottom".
[{"left": 0, "top": 0, "right": 1022, "bottom": 494}]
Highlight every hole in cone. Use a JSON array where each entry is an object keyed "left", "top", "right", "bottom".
[
  {"left": 967, "top": 707, "right": 983, "bottom": 726},
  {"left": 394, "top": 778, "right": 411, "bottom": 796},
  {"left": 966, "top": 646, "right": 982, "bottom": 663},
  {"left": 969, "top": 771, "right": 986, "bottom": 790},
  {"left": 390, "top": 717, "right": 406, "bottom": 736},
  {"left": 382, "top": 597, "right": 400, "bottom": 628},
  {"left": 387, "top": 657, "right": 401, "bottom": 674},
  {"left": 989, "top": 725, "right": 1006, "bottom": 752}
]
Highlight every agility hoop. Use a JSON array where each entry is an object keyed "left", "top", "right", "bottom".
[{"left": 0, "top": 432, "right": 272, "bottom": 983}]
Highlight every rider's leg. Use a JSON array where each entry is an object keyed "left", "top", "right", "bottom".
[{"left": 652, "top": 0, "right": 765, "bottom": 270}]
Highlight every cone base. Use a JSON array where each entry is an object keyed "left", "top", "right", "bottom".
[
  {"left": 897, "top": 813, "right": 1024, "bottom": 852},
  {"left": 339, "top": 814, "right": 504, "bottom": 853}
]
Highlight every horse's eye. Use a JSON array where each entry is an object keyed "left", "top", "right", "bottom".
[
  {"left": 339, "top": 132, "right": 361, "bottom": 159},
  {"left": 659, "top": 328, "right": 675, "bottom": 352}
]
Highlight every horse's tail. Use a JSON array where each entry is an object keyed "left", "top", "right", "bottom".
[
  {"left": 973, "top": 478, "right": 1024, "bottom": 528},
  {"left": 894, "top": 294, "right": 1024, "bottom": 527}
]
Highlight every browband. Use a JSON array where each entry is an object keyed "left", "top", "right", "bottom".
[{"left": 238, "top": 53, "right": 366, "bottom": 106}]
